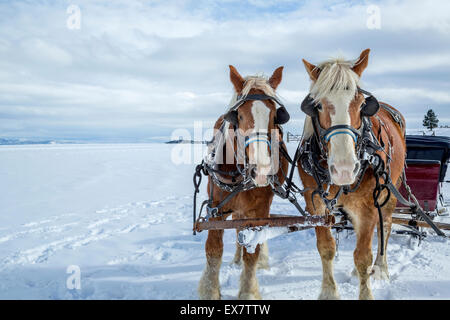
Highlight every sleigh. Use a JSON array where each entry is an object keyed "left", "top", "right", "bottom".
[{"left": 390, "top": 135, "right": 450, "bottom": 237}]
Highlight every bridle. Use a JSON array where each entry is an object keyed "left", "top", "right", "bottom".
[
  {"left": 192, "top": 93, "right": 293, "bottom": 226},
  {"left": 245, "top": 132, "right": 272, "bottom": 150},
  {"left": 298, "top": 87, "right": 385, "bottom": 211},
  {"left": 224, "top": 93, "right": 290, "bottom": 128},
  {"left": 301, "top": 89, "right": 381, "bottom": 151},
  {"left": 203, "top": 93, "right": 290, "bottom": 191},
  {"left": 223, "top": 93, "right": 289, "bottom": 179},
  {"left": 301, "top": 87, "right": 381, "bottom": 158}
]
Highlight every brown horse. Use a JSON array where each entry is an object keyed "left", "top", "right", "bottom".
[
  {"left": 298, "top": 49, "right": 406, "bottom": 300},
  {"left": 198, "top": 65, "right": 289, "bottom": 300}
]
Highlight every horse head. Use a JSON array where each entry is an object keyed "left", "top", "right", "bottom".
[
  {"left": 301, "top": 49, "right": 379, "bottom": 186},
  {"left": 223, "top": 65, "right": 288, "bottom": 187}
]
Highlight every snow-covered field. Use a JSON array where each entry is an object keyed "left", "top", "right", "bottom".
[{"left": 0, "top": 141, "right": 449, "bottom": 300}]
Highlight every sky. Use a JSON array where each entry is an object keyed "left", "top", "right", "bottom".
[{"left": 0, "top": 0, "right": 449, "bottom": 142}]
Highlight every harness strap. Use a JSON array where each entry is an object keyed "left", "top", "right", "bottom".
[
  {"left": 229, "top": 94, "right": 285, "bottom": 111},
  {"left": 324, "top": 130, "right": 357, "bottom": 143},
  {"left": 387, "top": 179, "right": 447, "bottom": 237},
  {"left": 245, "top": 132, "right": 271, "bottom": 150},
  {"left": 323, "top": 124, "right": 361, "bottom": 143}
]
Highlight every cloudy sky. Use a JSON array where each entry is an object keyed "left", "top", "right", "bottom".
[{"left": 0, "top": 0, "right": 449, "bottom": 141}]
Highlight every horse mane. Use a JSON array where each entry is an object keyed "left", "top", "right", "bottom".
[
  {"left": 302, "top": 57, "right": 361, "bottom": 140},
  {"left": 227, "top": 74, "right": 277, "bottom": 111}
]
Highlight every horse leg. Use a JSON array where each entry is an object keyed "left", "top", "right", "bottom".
[
  {"left": 373, "top": 197, "right": 394, "bottom": 280},
  {"left": 353, "top": 215, "right": 377, "bottom": 300},
  {"left": 316, "top": 226, "right": 340, "bottom": 300},
  {"left": 238, "top": 245, "right": 262, "bottom": 300},
  {"left": 231, "top": 230, "right": 242, "bottom": 266},
  {"left": 232, "top": 240, "right": 269, "bottom": 270},
  {"left": 198, "top": 228, "right": 224, "bottom": 300},
  {"left": 256, "top": 242, "right": 270, "bottom": 270}
]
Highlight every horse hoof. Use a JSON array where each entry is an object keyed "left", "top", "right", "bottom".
[
  {"left": 359, "top": 292, "right": 375, "bottom": 300},
  {"left": 238, "top": 292, "right": 262, "bottom": 300},
  {"left": 198, "top": 278, "right": 221, "bottom": 300},
  {"left": 318, "top": 291, "right": 340, "bottom": 300},
  {"left": 198, "top": 289, "right": 221, "bottom": 300}
]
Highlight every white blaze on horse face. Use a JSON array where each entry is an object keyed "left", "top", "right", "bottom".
[
  {"left": 326, "top": 92, "right": 360, "bottom": 186},
  {"left": 250, "top": 101, "right": 271, "bottom": 186}
]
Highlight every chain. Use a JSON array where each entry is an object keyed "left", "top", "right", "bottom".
[{"left": 335, "top": 228, "right": 341, "bottom": 261}]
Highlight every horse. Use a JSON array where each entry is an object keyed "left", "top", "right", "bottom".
[
  {"left": 298, "top": 49, "right": 406, "bottom": 300},
  {"left": 198, "top": 65, "right": 290, "bottom": 300}
]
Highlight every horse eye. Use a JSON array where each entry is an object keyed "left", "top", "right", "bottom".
[{"left": 239, "top": 115, "right": 243, "bottom": 120}]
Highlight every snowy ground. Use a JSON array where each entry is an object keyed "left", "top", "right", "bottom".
[{"left": 0, "top": 141, "right": 449, "bottom": 300}]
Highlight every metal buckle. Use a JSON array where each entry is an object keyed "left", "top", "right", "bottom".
[{"left": 206, "top": 206, "right": 219, "bottom": 220}]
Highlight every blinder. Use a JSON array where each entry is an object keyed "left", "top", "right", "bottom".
[
  {"left": 300, "top": 88, "right": 380, "bottom": 118},
  {"left": 300, "top": 94, "right": 318, "bottom": 117},
  {"left": 224, "top": 110, "right": 238, "bottom": 126},
  {"left": 276, "top": 106, "right": 290, "bottom": 125},
  {"left": 223, "top": 94, "right": 290, "bottom": 127},
  {"left": 359, "top": 88, "right": 380, "bottom": 117}
]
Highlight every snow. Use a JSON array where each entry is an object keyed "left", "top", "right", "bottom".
[
  {"left": 238, "top": 226, "right": 289, "bottom": 254},
  {"left": 0, "top": 141, "right": 449, "bottom": 299}
]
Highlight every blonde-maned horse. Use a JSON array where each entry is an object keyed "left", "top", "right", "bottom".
[
  {"left": 198, "top": 65, "right": 289, "bottom": 300},
  {"left": 298, "top": 49, "right": 406, "bottom": 299}
]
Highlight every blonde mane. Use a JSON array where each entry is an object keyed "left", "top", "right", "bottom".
[
  {"left": 302, "top": 57, "right": 361, "bottom": 140},
  {"left": 227, "top": 74, "right": 277, "bottom": 110}
]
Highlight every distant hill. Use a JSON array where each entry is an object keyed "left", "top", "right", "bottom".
[
  {"left": 165, "top": 139, "right": 207, "bottom": 144},
  {"left": 0, "top": 138, "right": 56, "bottom": 145}
]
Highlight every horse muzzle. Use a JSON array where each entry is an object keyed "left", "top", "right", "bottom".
[
  {"left": 250, "top": 165, "right": 272, "bottom": 187},
  {"left": 329, "top": 160, "right": 360, "bottom": 186}
]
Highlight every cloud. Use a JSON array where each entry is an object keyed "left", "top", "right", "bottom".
[{"left": 0, "top": 0, "right": 449, "bottom": 140}]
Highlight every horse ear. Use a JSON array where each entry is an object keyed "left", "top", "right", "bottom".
[
  {"left": 302, "top": 59, "right": 320, "bottom": 81},
  {"left": 352, "top": 49, "right": 370, "bottom": 77},
  {"left": 269, "top": 66, "right": 283, "bottom": 90},
  {"left": 229, "top": 65, "right": 245, "bottom": 93}
]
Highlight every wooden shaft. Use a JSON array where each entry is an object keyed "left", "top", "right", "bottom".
[
  {"left": 392, "top": 217, "right": 450, "bottom": 231},
  {"left": 195, "top": 214, "right": 334, "bottom": 232}
]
